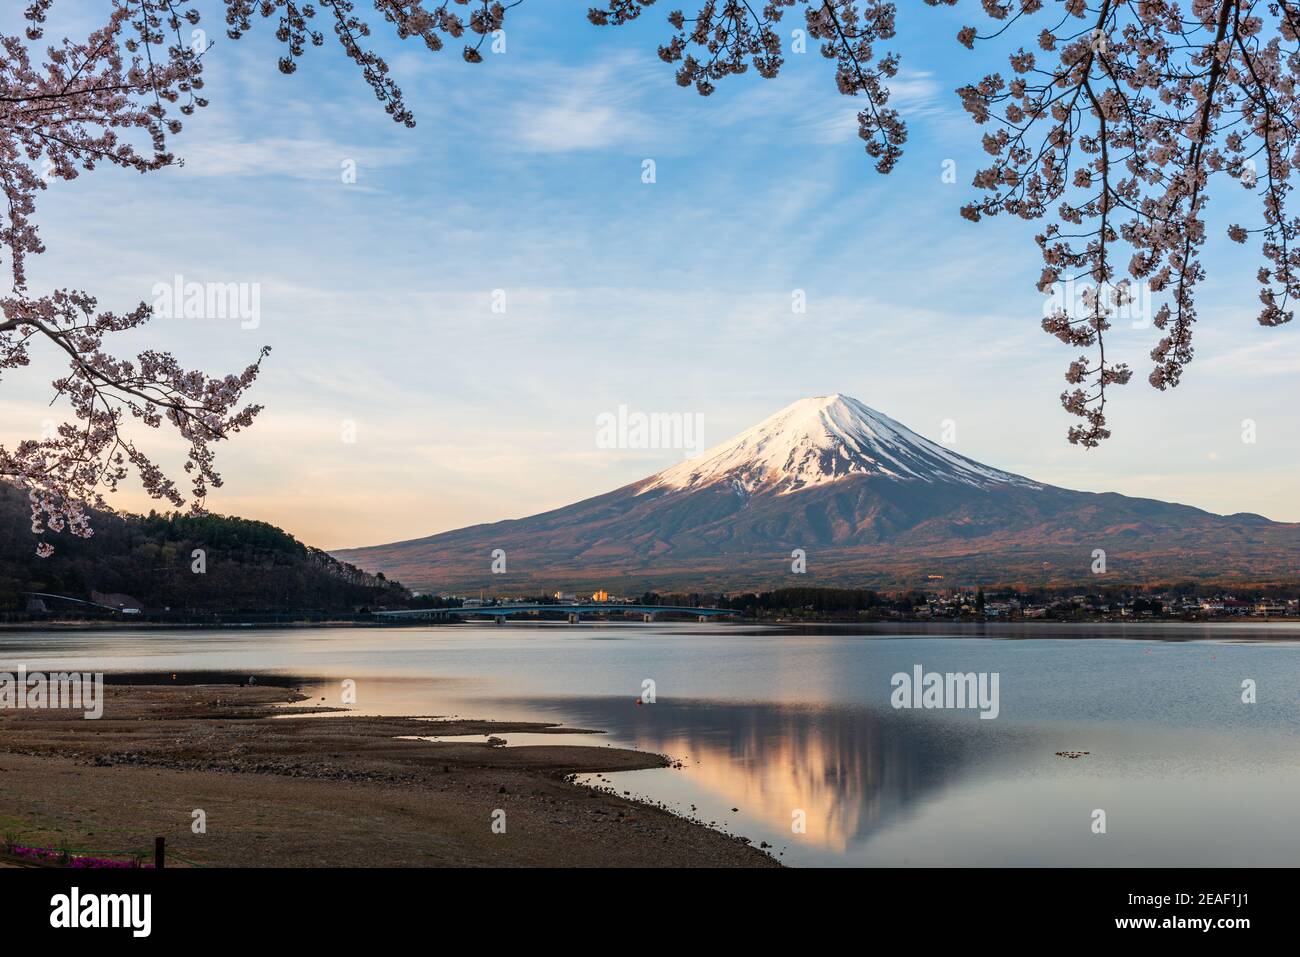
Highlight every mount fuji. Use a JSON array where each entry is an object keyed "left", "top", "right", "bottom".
[
  {"left": 639, "top": 394, "right": 1040, "bottom": 496},
  {"left": 334, "top": 395, "right": 1300, "bottom": 592}
]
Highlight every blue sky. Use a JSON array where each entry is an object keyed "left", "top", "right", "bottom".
[{"left": 4, "top": 3, "right": 1299, "bottom": 549}]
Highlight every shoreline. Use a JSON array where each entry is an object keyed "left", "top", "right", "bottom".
[
  {"left": 0, "top": 619, "right": 396, "bottom": 632},
  {"left": 4, "top": 616, "right": 1300, "bottom": 637},
  {"left": 0, "top": 684, "right": 778, "bottom": 868},
  {"left": 5, "top": 615, "right": 1300, "bottom": 632}
]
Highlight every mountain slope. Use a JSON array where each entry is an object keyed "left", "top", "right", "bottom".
[{"left": 334, "top": 395, "right": 1300, "bottom": 592}]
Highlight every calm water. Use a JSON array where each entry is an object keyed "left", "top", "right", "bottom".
[{"left": 4, "top": 621, "right": 1300, "bottom": 867}]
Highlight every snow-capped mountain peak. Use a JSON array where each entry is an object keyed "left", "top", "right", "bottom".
[{"left": 639, "top": 394, "right": 1040, "bottom": 496}]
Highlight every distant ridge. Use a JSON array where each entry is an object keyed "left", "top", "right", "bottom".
[{"left": 334, "top": 395, "right": 1300, "bottom": 592}]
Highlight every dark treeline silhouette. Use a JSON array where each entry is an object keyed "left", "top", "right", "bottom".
[
  {"left": 639, "top": 588, "right": 920, "bottom": 615},
  {"left": 404, "top": 593, "right": 465, "bottom": 609},
  {"left": 638, "top": 583, "right": 1300, "bottom": 621},
  {"left": 719, "top": 587, "right": 897, "bottom": 614},
  {"left": 0, "top": 482, "right": 409, "bottom": 614}
]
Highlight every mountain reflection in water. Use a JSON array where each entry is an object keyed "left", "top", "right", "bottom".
[
  {"left": 7, "top": 625, "right": 1300, "bottom": 865},
  {"left": 523, "top": 696, "right": 1042, "bottom": 853}
]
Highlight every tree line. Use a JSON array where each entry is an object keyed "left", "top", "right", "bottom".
[{"left": 0, "top": 482, "right": 409, "bottom": 614}]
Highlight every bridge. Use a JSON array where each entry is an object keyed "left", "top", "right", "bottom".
[
  {"left": 371, "top": 603, "right": 741, "bottom": 624},
  {"left": 23, "top": 592, "right": 134, "bottom": 613}
]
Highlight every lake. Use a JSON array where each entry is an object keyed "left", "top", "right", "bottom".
[{"left": 4, "top": 620, "right": 1299, "bottom": 867}]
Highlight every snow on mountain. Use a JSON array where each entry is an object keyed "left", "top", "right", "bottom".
[
  {"left": 639, "top": 394, "right": 1041, "bottom": 496},
  {"left": 334, "top": 391, "right": 1300, "bottom": 592}
]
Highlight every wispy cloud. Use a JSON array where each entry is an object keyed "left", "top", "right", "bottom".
[
  {"left": 509, "top": 56, "right": 666, "bottom": 153},
  {"left": 9, "top": 10, "right": 1297, "bottom": 550},
  {"left": 177, "top": 134, "right": 415, "bottom": 180}
]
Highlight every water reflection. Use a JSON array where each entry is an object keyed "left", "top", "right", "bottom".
[
  {"left": 540, "top": 693, "right": 1300, "bottom": 865},
  {"left": 5, "top": 625, "right": 1300, "bottom": 865},
  {"left": 528, "top": 696, "right": 1042, "bottom": 853}
]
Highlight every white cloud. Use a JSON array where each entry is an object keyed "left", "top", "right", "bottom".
[
  {"left": 515, "top": 101, "right": 642, "bottom": 152},
  {"left": 508, "top": 57, "right": 666, "bottom": 153},
  {"left": 177, "top": 134, "right": 414, "bottom": 180}
]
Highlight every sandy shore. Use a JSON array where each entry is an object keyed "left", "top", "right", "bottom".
[{"left": 0, "top": 685, "right": 777, "bottom": 867}]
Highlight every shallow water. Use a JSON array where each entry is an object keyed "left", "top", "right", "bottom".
[{"left": 3, "top": 620, "right": 1298, "bottom": 866}]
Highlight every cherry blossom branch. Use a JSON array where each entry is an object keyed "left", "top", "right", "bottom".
[{"left": 0, "top": 1, "right": 489, "bottom": 554}]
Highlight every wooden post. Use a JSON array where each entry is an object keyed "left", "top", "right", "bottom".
[{"left": 154, "top": 836, "right": 165, "bottom": 870}]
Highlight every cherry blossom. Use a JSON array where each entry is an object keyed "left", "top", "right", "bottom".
[
  {"left": 0, "top": 1, "right": 467, "bottom": 553},
  {"left": 589, "top": 1, "right": 1300, "bottom": 445},
  {"left": 5, "top": 1, "right": 1291, "bottom": 566}
]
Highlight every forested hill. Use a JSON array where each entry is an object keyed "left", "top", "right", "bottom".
[{"left": 0, "top": 482, "right": 410, "bottom": 614}]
